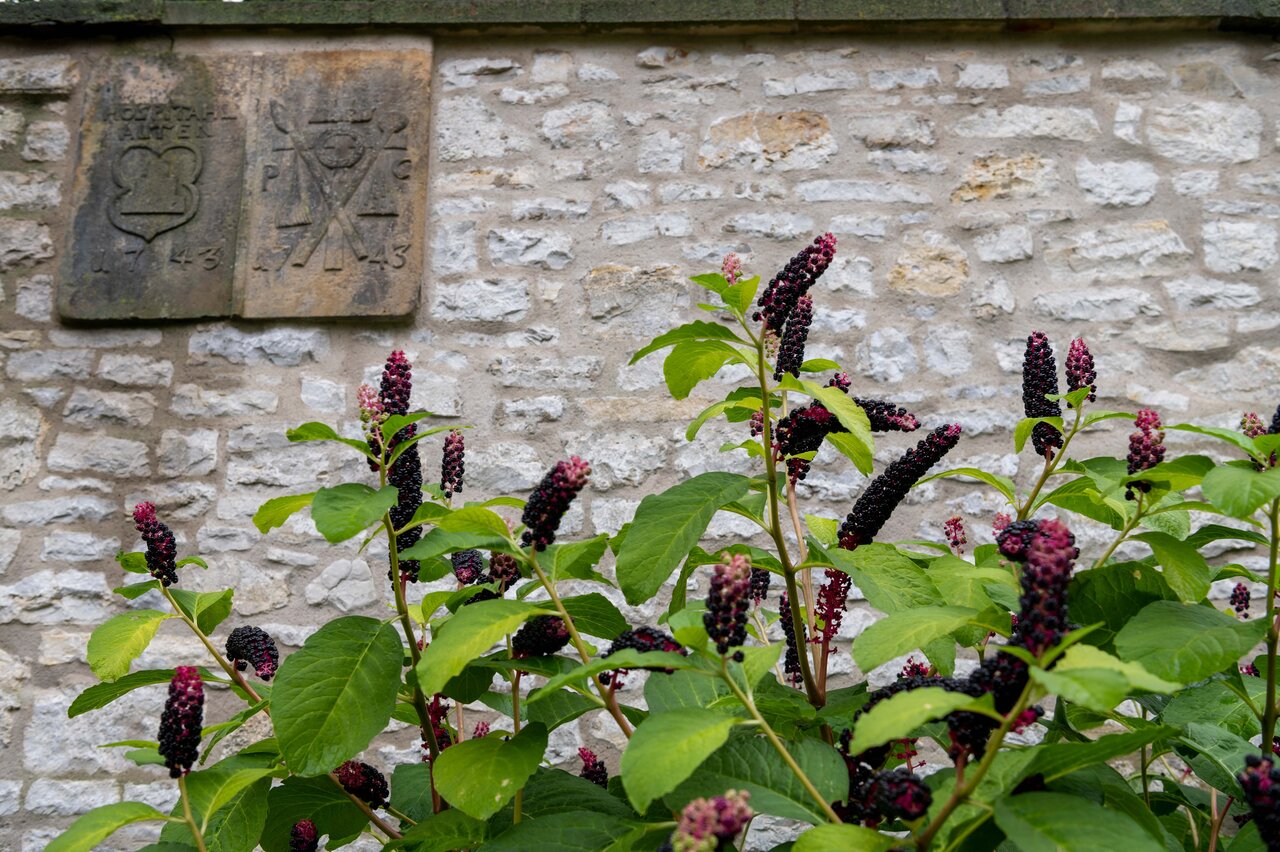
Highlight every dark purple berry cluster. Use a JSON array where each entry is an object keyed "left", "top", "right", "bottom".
[
  {"left": 773, "top": 294, "right": 813, "bottom": 380},
  {"left": 1065, "top": 338, "right": 1097, "bottom": 404},
  {"left": 840, "top": 767, "right": 933, "bottom": 826},
  {"left": 290, "top": 820, "right": 319, "bottom": 852},
  {"left": 371, "top": 351, "right": 425, "bottom": 581},
  {"left": 749, "top": 567, "right": 771, "bottom": 604},
  {"left": 158, "top": 666, "right": 203, "bottom": 778},
  {"left": 426, "top": 693, "right": 453, "bottom": 755},
  {"left": 600, "top": 626, "right": 686, "bottom": 684},
  {"left": 774, "top": 402, "right": 839, "bottom": 484},
  {"left": 133, "top": 502, "right": 179, "bottom": 587},
  {"left": 336, "top": 760, "right": 389, "bottom": 808},
  {"left": 1126, "top": 408, "right": 1166, "bottom": 500},
  {"left": 1233, "top": 583, "right": 1251, "bottom": 617},
  {"left": 1239, "top": 755, "right": 1280, "bottom": 850},
  {"left": 512, "top": 615, "right": 570, "bottom": 659},
  {"left": 705, "top": 554, "right": 751, "bottom": 657},
  {"left": 996, "top": 519, "right": 1043, "bottom": 562},
  {"left": 1270, "top": 404, "right": 1280, "bottom": 436},
  {"left": 779, "top": 592, "right": 805, "bottom": 686},
  {"left": 225, "top": 625, "right": 279, "bottom": 680},
  {"left": 854, "top": 398, "right": 921, "bottom": 433},
  {"left": 487, "top": 552, "right": 520, "bottom": 591},
  {"left": 754, "top": 233, "right": 836, "bottom": 333},
  {"left": 816, "top": 569, "right": 852, "bottom": 643},
  {"left": 441, "top": 430, "right": 465, "bottom": 499},
  {"left": 1014, "top": 519, "right": 1076, "bottom": 656},
  {"left": 451, "top": 549, "right": 484, "bottom": 585},
  {"left": 521, "top": 457, "right": 591, "bottom": 550},
  {"left": 578, "top": 747, "right": 608, "bottom": 788},
  {"left": 1022, "top": 332, "right": 1063, "bottom": 460},
  {"left": 837, "top": 424, "right": 963, "bottom": 550}
]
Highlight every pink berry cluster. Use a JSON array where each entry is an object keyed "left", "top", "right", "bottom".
[
  {"left": 1064, "top": 337, "right": 1097, "bottom": 404},
  {"left": 721, "top": 253, "right": 742, "bottom": 287},
  {"left": 133, "top": 502, "right": 179, "bottom": 587},
  {"left": 1126, "top": 408, "right": 1166, "bottom": 499},
  {"left": 1015, "top": 519, "right": 1076, "bottom": 656},
  {"left": 1022, "top": 332, "right": 1064, "bottom": 460},
  {"left": 158, "top": 666, "right": 203, "bottom": 778},
  {"left": 943, "top": 515, "right": 966, "bottom": 555},
  {"left": 704, "top": 554, "right": 752, "bottom": 657},
  {"left": 753, "top": 233, "right": 836, "bottom": 333},
  {"left": 335, "top": 760, "right": 388, "bottom": 808},
  {"left": 668, "top": 790, "right": 753, "bottom": 852},
  {"left": 521, "top": 457, "right": 591, "bottom": 550},
  {"left": 578, "top": 747, "right": 608, "bottom": 788},
  {"left": 290, "top": 820, "right": 319, "bottom": 852},
  {"left": 837, "top": 424, "right": 963, "bottom": 550}
]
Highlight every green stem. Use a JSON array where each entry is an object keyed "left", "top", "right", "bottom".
[
  {"left": 513, "top": 669, "right": 523, "bottom": 824},
  {"left": 160, "top": 586, "right": 262, "bottom": 702},
  {"left": 384, "top": 805, "right": 418, "bottom": 827},
  {"left": 1262, "top": 499, "right": 1280, "bottom": 751},
  {"left": 523, "top": 548, "right": 633, "bottom": 738},
  {"left": 1016, "top": 404, "right": 1084, "bottom": 521},
  {"left": 719, "top": 659, "right": 841, "bottom": 824},
  {"left": 1089, "top": 494, "right": 1144, "bottom": 572},
  {"left": 915, "top": 685, "right": 1033, "bottom": 850},
  {"left": 178, "top": 775, "right": 208, "bottom": 852}
]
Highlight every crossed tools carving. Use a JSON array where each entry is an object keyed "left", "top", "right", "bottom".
[{"left": 269, "top": 101, "right": 408, "bottom": 268}]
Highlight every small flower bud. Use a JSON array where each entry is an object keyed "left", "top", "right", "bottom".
[{"left": 158, "top": 667, "right": 203, "bottom": 778}]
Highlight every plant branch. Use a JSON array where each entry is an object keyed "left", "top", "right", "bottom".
[
  {"left": 1016, "top": 403, "right": 1084, "bottom": 522},
  {"left": 513, "top": 669, "right": 523, "bottom": 825},
  {"left": 327, "top": 774, "right": 403, "bottom": 840},
  {"left": 1089, "top": 492, "right": 1144, "bottom": 572},
  {"left": 718, "top": 658, "right": 841, "bottom": 824},
  {"left": 178, "top": 775, "right": 208, "bottom": 852},
  {"left": 1262, "top": 498, "right": 1280, "bottom": 752},
  {"left": 522, "top": 548, "right": 633, "bottom": 739}
]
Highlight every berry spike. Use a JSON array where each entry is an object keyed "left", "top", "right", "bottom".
[
  {"left": 520, "top": 457, "right": 590, "bottom": 550},
  {"left": 774, "top": 294, "right": 813, "bottom": 381},
  {"left": 704, "top": 554, "right": 752, "bottom": 657},
  {"left": 754, "top": 233, "right": 836, "bottom": 332},
  {"left": 1022, "top": 332, "right": 1063, "bottom": 460},
  {"left": 225, "top": 626, "right": 280, "bottom": 680},
  {"left": 158, "top": 667, "right": 203, "bottom": 778},
  {"left": 441, "top": 429, "right": 465, "bottom": 499},
  {"left": 1065, "top": 338, "right": 1097, "bottom": 404},
  {"left": 133, "top": 502, "right": 179, "bottom": 587},
  {"left": 335, "top": 760, "right": 389, "bottom": 808},
  {"left": 578, "top": 748, "right": 608, "bottom": 789}
]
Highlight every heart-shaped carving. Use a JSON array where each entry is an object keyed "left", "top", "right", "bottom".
[{"left": 108, "top": 143, "right": 203, "bottom": 242}]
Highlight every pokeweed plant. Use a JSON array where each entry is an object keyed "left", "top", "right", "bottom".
[{"left": 51, "top": 234, "right": 1280, "bottom": 852}]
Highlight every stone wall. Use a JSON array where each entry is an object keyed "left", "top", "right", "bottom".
[{"left": 2, "top": 27, "right": 1279, "bottom": 848}]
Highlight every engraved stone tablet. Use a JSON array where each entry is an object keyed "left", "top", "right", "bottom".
[
  {"left": 60, "top": 55, "right": 247, "bottom": 320},
  {"left": 237, "top": 51, "right": 431, "bottom": 318}
]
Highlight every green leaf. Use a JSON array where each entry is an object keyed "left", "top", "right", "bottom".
[
  {"left": 852, "top": 606, "right": 977, "bottom": 672},
  {"left": 788, "top": 377, "right": 874, "bottom": 475},
  {"left": 416, "top": 599, "right": 549, "bottom": 697},
  {"left": 434, "top": 724, "right": 547, "bottom": 819},
  {"left": 271, "top": 616, "right": 403, "bottom": 775},
  {"left": 793, "top": 823, "right": 897, "bottom": 852},
  {"left": 915, "top": 467, "right": 1017, "bottom": 506},
  {"left": 434, "top": 506, "right": 511, "bottom": 539},
  {"left": 116, "top": 550, "right": 149, "bottom": 574},
  {"left": 285, "top": 421, "right": 376, "bottom": 459},
  {"left": 826, "top": 431, "right": 874, "bottom": 477},
  {"left": 1069, "top": 562, "right": 1178, "bottom": 644},
  {"left": 690, "top": 271, "right": 729, "bottom": 295},
  {"left": 668, "top": 736, "right": 847, "bottom": 823},
  {"left": 1132, "top": 455, "right": 1215, "bottom": 491},
  {"left": 261, "top": 776, "right": 369, "bottom": 852},
  {"left": 804, "top": 514, "right": 838, "bottom": 547},
  {"left": 1201, "top": 463, "right": 1280, "bottom": 519},
  {"left": 995, "top": 792, "right": 1164, "bottom": 852},
  {"left": 46, "top": 801, "right": 172, "bottom": 852},
  {"left": 1031, "top": 666, "right": 1130, "bottom": 713},
  {"left": 630, "top": 319, "right": 746, "bottom": 365},
  {"left": 1054, "top": 645, "right": 1181, "bottom": 693},
  {"left": 550, "top": 534, "right": 611, "bottom": 584},
  {"left": 662, "top": 339, "right": 746, "bottom": 400},
  {"left": 391, "top": 809, "right": 485, "bottom": 852},
  {"left": 478, "top": 810, "right": 637, "bottom": 852},
  {"left": 1162, "top": 679, "right": 1263, "bottom": 739},
  {"left": 561, "top": 593, "right": 627, "bottom": 640},
  {"left": 621, "top": 707, "right": 737, "bottom": 813},
  {"left": 1179, "top": 722, "right": 1259, "bottom": 795},
  {"left": 1115, "top": 600, "right": 1267, "bottom": 683},
  {"left": 518, "top": 767, "right": 637, "bottom": 820},
  {"left": 523, "top": 689, "right": 599, "bottom": 732},
  {"left": 69, "top": 669, "right": 190, "bottom": 718},
  {"left": 645, "top": 668, "right": 733, "bottom": 714},
  {"left": 379, "top": 411, "right": 438, "bottom": 445},
  {"left": 1169, "top": 423, "right": 1262, "bottom": 457},
  {"left": 722, "top": 275, "right": 761, "bottom": 314},
  {"left": 826, "top": 544, "right": 942, "bottom": 614},
  {"left": 615, "top": 472, "right": 751, "bottom": 605},
  {"left": 1015, "top": 416, "right": 1064, "bottom": 453},
  {"left": 390, "top": 764, "right": 439, "bottom": 824},
  {"left": 528, "top": 649, "right": 698, "bottom": 703},
  {"left": 252, "top": 492, "right": 315, "bottom": 534},
  {"left": 168, "top": 588, "right": 234, "bottom": 635},
  {"left": 87, "top": 610, "right": 171, "bottom": 682},
  {"left": 310, "top": 483, "right": 400, "bottom": 543},
  {"left": 400, "top": 528, "right": 516, "bottom": 562},
  {"left": 847, "top": 687, "right": 988, "bottom": 755},
  {"left": 1131, "top": 531, "right": 1212, "bottom": 603},
  {"left": 1026, "top": 727, "right": 1176, "bottom": 782}
]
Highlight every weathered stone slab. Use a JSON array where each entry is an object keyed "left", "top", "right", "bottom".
[
  {"left": 59, "top": 54, "right": 248, "bottom": 320},
  {"left": 59, "top": 48, "right": 430, "bottom": 321},
  {"left": 237, "top": 50, "right": 431, "bottom": 318}
]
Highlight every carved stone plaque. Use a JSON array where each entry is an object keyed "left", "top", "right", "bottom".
[
  {"left": 238, "top": 51, "right": 430, "bottom": 318},
  {"left": 60, "top": 55, "right": 248, "bottom": 320},
  {"left": 58, "top": 48, "right": 430, "bottom": 321}
]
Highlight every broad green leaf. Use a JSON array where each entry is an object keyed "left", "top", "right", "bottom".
[
  {"left": 631, "top": 319, "right": 745, "bottom": 364},
  {"left": 478, "top": 810, "right": 637, "bottom": 851},
  {"left": 1201, "top": 463, "right": 1280, "bottom": 518},
  {"left": 528, "top": 649, "right": 698, "bottom": 703},
  {"left": 69, "top": 669, "right": 185, "bottom": 718},
  {"left": 379, "top": 411, "right": 439, "bottom": 445},
  {"left": 847, "top": 687, "right": 986, "bottom": 755},
  {"left": 1169, "top": 423, "right": 1262, "bottom": 457},
  {"left": 46, "top": 801, "right": 172, "bottom": 852},
  {"left": 1054, "top": 645, "right": 1181, "bottom": 692},
  {"left": 995, "top": 792, "right": 1163, "bottom": 852},
  {"left": 260, "top": 776, "right": 368, "bottom": 852},
  {"left": 166, "top": 752, "right": 276, "bottom": 839},
  {"left": 392, "top": 809, "right": 486, "bottom": 851},
  {"left": 645, "top": 668, "right": 733, "bottom": 714},
  {"left": 518, "top": 767, "right": 637, "bottom": 820},
  {"left": 201, "top": 699, "right": 270, "bottom": 764},
  {"left": 87, "top": 610, "right": 172, "bottom": 682},
  {"left": 804, "top": 514, "right": 838, "bottom": 547},
  {"left": 549, "top": 534, "right": 611, "bottom": 584},
  {"left": 621, "top": 707, "right": 737, "bottom": 813},
  {"left": 615, "top": 472, "right": 751, "bottom": 605},
  {"left": 400, "top": 528, "right": 516, "bottom": 562},
  {"left": 928, "top": 557, "right": 1017, "bottom": 614},
  {"left": 1132, "top": 531, "right": 1211, "bottom": 603},
  {"left": 271, "top": 616, "right": 403, "bottom": 775},
  {"left": 737, "top": 643, "right": 783, "bottom": 690},
  {"left": 1026, "top": 727, "right": 1176, "bottom": 782},
  {"left": 416, "top": 599, "right": 549, "bottom": 697},
  {"left": 1179, "top": 722, "right": 1259, "bottom": 795},
  {"left": 523, "top": 688, "right": 599, "bottom": 732},
  {"left": 793, "top": 823, "right": 897, "bottom": 852},
  {"left": 690, "top": 272, "right": 729, "bottom": 295},
  {"left": 116, "top": 550, "right": 149, "bottom": 574},
  {"left": 915, "top": 466, "right": 1017, "bottom": 506},
  {"left": 1069, "top": 562, "right": 1178, "bottom": 645},
  {"left": 310, "top": 483, "right": 400, "bottom": 543},
  {"left": 1014, "top": 416, "right": 1064, "bottom": 453},
  {"left": 662, "top": 339, "right": 747, "bottom": 400},
  {"left": 1162, "top": 679, "right": 1263, "bottom": 738},
  {"left": 434, "top": 506, "right": 511, "bottom": 539},
  {"left": 852, "top": 606, "right": 977, "bottom": 672},
  {"left": 722, "top": 276, "right": 761, "bottom": 314},
  {"left": 1187, "top": 523, "right": 1269, "bottom": 549},
  {"left": 1031, "top": 666, "right": 1129, "bottom": 713},
  {"left": 1041, "top": 478, "right": 1126, "bottom": 530},
  {"left": 1115, "top": 601, "right": 1267, "bottom": 683},
  {"left": 161, "top": 775, "right": 271, "bottom": 852},
  {"left": 826, "top": 543, "right": 942, "bottom": 614},
  {"left": 787, "top": 377, "right": 874, "bottom": 475},
  {"left": 826, "top": 431, "right": 873, "bottom": 477},
  {"left": 285, "top": 421, "right": 376, "bottom": 459},
  {"left": 252, "top": 492, "right": 315, "bottom": 534},
  {"left": 434, "top": 724, "right": 548, "bottom": 819},
  {"left": 668, "top": 736, "right": 847, "bottom": 823},
  {"left": 1132, "top": 455, "right": 1214, "bottom": 491},
  {"left": 390, "top": 764, "right": 437, "bottom": 824},
  {"left": 561, "top": 593, "right": 627, "bottom": 640},
  {"left": 168, "top": 588, "right": 234, "bottom": 635}
]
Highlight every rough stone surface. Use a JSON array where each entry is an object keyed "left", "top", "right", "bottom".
[
  {"left": 888, "top": 230, "right": 969, "bottom": 296},
  {"left": 1075, "top": 158, "right": 1159, "bottom": 206},
  {"left": 1146, "top": 101, "right": 1262, "bottom": 164}
]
